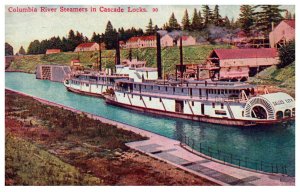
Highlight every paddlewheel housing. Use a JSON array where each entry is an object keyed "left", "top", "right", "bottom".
[{"left": 243, "top": 93, "right": 295, "bottom": 120}]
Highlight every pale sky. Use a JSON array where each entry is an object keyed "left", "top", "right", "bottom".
[{"left": 5, "top": 5, "right": 295, "bottom": 51}]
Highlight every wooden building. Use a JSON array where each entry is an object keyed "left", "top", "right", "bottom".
[
  {"left": 269, "top": 20, "right": 295, "bottom": 48},
  {"left": 46, "top": 49, "right": 61, "bottom": 54},
  {"left": 161, "top": 34, "right": 175, "bottom": 47},
  {"left": 177, "top": 36, "right": 196, "bottom": 46},
  {"left": 203, "top": 48, "right": 279, "bottom": 81},
  {"left": 74, "top": 42, "right": 105, "bottom": 52},
  {"left": 124, "top": 36, "right": 156, "bottom": 49}
]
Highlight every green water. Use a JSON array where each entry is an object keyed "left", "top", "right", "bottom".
[{"left": 5, "top": 72, "right": 295, "bottom": 176}]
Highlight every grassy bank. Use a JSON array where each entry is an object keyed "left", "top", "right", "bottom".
[
  {"left": 249, "top": 62, "right": 295, "bottom": 97},
  {"left": 9, "top": 44, "right": 231, "bottom": 74},
  {"left": 5, "top": 90, "right": 216, "bottom": 186}
]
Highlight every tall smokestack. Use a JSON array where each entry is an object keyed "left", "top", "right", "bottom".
[
  {"left": 156, "top": 32, "right": 162, "bottom": 79},
  {"left": 179, "top": 37, "right": 183, "bottom": 78},
  {"left": 115, "top": 33, "right": 120, "bottom": 65}
]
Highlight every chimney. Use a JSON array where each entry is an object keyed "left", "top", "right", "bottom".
[
  {"left": 179, "top": 37, "right": 184, "bottom": 78},
  {"left": 156, "top": 32, "right": 162, "bottom": 79},
  {"left": 115, "top": 33, "right": 121, "bottom": 65}
]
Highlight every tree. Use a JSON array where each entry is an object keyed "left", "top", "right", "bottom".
[
  {"left": 5, "top": 42, "right": 14, "bottom": 56},
  {"left": 202, "top": 5, "right": 213, "bottom": 27},
  {"left": 213, "top": 5, "right": 221, "bottom": 26},
  {"left": 181, "top": 9, "right": 190, "bottom": 30},
  {"left": 253, "top": 5, "right": 284, "bottom": 36},
  {"left": 223, "top": 16, "right": 231, "bottom": 29},
  {"left": 27, "top": 40, "right": 40, "bottom": 55},
  {"left": 146, "top": 18, "right": 154, "bottom": 35},
  {"left": 168, "top": 12, "right": 180, "bottom": 30},
  {"left": 103, "top": 21, "right": 117, "bottom": 49},
  {"left": 191, "top": 8, "right": 202, "bottom": 30},
  {"left": 238, "top": 5, "right": 255, "bottom": 35},
  {"left": 91, "top": 32, "right": 100, "bottom": 43},
  {"left": 18, "top": 46, "right": 26, "bottom": 55},
  {"left": 278, "top": 40, "right": 295, "bottom": 68}
]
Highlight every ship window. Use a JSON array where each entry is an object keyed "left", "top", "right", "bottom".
[
  {"left": 158, "top": 86, "right": 160, "bottom": 90},
  {"left": 182, "top": 88, "right": 184, "bottom": 93},
  {"left": 173, "top": 87, "right": 175, "bottom": 92},
  {"left": 165, "top": 87, "right": 168, "bottom": 91},
  {"left": 218, "top": 90, "right": 220, "bottom": 94},
  {"left": 134, "top": 84, "right": 136, "bottom": 88},
  {"left": 145, "top": 85, "right": 147, "bottom": 89},
  {"left": 292, "top": 108, "right": 295, "bottom": 116},
  {"left": 86, "top": 83, "right": 89, "bottom": 87},
  {"left": 192, "top": 101, "right": 194, "bottom": 106},
  {"left": 212, "top": 103, "right": 215, "bottom": 108},
  {"left": 221, "top": 103, "right": 224, "bottom": 109},
  {"left": 215, "top": 110, "right": 227, "bottom": 115},
  {"left": 149, "top": 97, "right": 152, "bottom": 101},
  {"left": 151, "top": 86, "right": 153, "bottom": 90},
  {"left": 214, "top": 89, "right": 217, "bottom": 94},
  {"left": 225, "top": 90, "right": 228, "bottom": 94}
]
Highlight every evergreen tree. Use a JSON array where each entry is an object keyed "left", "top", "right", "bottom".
[
  {"left": 278, "top": 40, "right": 295, "bottom": 68},
  {"left": 198, "top": 10, "right": 203, "bottom": 25},
  {"left": 223, "top": 16, "right": 231, "bottom": 29},
  {"left": 146, "top": 18, "right": 154, "bottom": 35},
  {"left": 103, "top": 21, "right": 117, "bottom": 49},
  {"left": 181, "top": 9, "right": 190, "bottom": 30},
  {"left": 18, "top": 46, "right": 26, "bottom": 55},
  {"left": 154, "top": 25, "right": 159, "bottom": 32},
  {"left": 213, "top": 5, "right": 221, "bottom": 26},
  {"left": 191, "top": 8, "right": 202, "bottom": 30},
  {"left": 202, "top": 5, "right": 213, "bottom": 26},
  {"left": 168, "top": 12, "right": 180, "bottom": 30},
  {"left": 238, "top": 5, "right": 254, "bottom": 35},
  {"left": 5, "top": 42, "right": 14, "bottom": 56},
  {"left": 27, "top": 40, "right": 40, "bottom": 55},
  {"left": 91, "top": 32, "right": 100, "bottom": 43},
  {"left": 253, "top": 5, "right": 284, "bottom": 36}
]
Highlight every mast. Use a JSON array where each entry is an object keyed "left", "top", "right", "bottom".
[
  {"left": 179, "top": 36, "right": 183, "bottom": 79},
  {"left": 98, "top": 35, "right": 102, "bottom": 71}
]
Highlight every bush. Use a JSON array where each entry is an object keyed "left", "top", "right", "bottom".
[{"left": 278, "top": 40, "right": 295, "bottom": 68}]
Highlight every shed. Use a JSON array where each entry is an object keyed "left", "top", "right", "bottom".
[{"left": 269, "top": 20, "right": 295, "bottom": 48}]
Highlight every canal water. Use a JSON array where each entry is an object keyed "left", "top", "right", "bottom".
[{"left": 5, "top": 72, "right": 295, "bottom": 176}]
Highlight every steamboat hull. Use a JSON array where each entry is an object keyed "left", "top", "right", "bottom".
[
  {"left": 105, "top": 97, "right": 294, "bottom": 127},
  {"left": 66, "top": 86, "right": 105, "bottom": 98}
]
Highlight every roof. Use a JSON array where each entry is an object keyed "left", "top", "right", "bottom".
[
  {"left": 283, "top": 20, "right": 295, "bottom": 29},
  {"left": 181, "top": 36, "right": 191, "bottom": 41},
  {"left": 211, "top": 48, "right": 278, "bottom": 60},
  {"left": 46, "top": 49, "right": 61, "bottom": 53},
  {"left": 76, "top": 42, "right": 98, "bottom": 48},
  {"left": 127, "top": 36, "right": 156, "bottom": 42}
]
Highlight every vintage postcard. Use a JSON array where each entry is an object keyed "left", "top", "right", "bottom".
[{"left": 4, "top": 1, "right": 296, "bottom": 189}]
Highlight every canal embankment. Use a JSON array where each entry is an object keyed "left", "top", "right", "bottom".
[
  {"left": 5, "top": 89, "right": 216, "bottom": 186},
  {"left": 5, "top": 88, "right": 295, "bottom": 186}
]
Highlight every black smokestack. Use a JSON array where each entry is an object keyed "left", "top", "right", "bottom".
[
  {"left": 129, "top": 48, "right": 132, "bottom": 61},
  {"left": 115, "top": 33, "right": 120, "bottom": 65},
  {"left": 156, "top": 32, "right": 162, "bottom": 79},
  {"left": 179, "top": 37, "right": 183, "bottom": 78}
]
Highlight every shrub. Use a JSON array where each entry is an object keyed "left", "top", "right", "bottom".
[{"left": 278, "top": 40, "right": 295, "bottom": 68}]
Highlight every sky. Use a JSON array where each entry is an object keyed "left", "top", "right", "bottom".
[{"left": 5, "top": 5, "right": 295, "bottom": 51}]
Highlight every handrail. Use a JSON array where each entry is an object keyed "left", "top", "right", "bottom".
[{"left": 180, "top": 136, "right": 289, "bottom": 176}]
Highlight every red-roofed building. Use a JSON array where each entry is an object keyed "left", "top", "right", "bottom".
[
  {"left": 46, "top": 49, "right": 61, "bottom": 54},
  {"left": 204, "top": 48, "right": 279, "bottom": 80},
  {"left": 177, "top": 36, "right": 196, "bottom": 46},
  {"left": 125, "top": 36, "right": 156, "bottom": 49},
  {"left": 269, "top": 20, "right": 295, "bottom": 48},
  {"left": 74, "top": 42, "right": 106, "bottom": 52}
]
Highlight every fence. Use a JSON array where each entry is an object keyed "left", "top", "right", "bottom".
[{"left": 181, "top": 136, "right": 289, "bottom": 175}]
